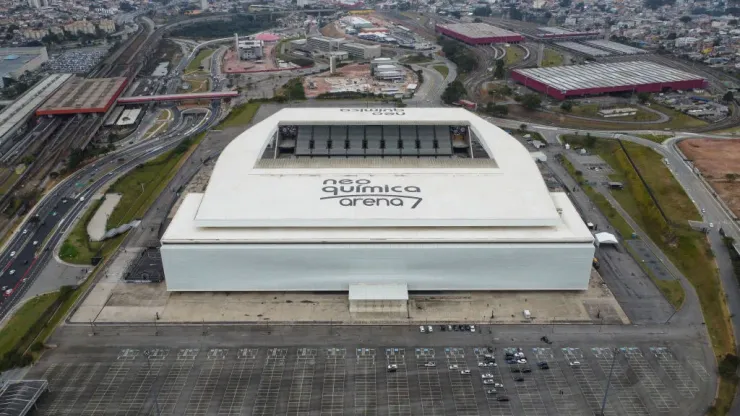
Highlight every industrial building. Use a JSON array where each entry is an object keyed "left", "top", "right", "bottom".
[
  {"left": 339, "top": 42, "right": 381, "bottom": 59},
  {"left": 36, "top": 77, "right": 127, "bottom": 115},
  {"left": 237, "top": 39, "right": 263, "bottom": 60},
  {"left": 306, "top": 36, "right": 346, "bottom": 53},
  {"left": 0, "top": 46, "right": 49, "bottom": 88},
  {"left": 161, "top": 108, "right": 595, "bottom": 293},
  {"left": 436, "top": 23, "right": 523, "bottom": 45},
  {"left": 585, "top": 40, "right": 647, "bottom": 55},
  {"left": 0, "top": 73, "right": 71, "bottom": 146},
  {"left": 512, "top": 61, "right": 706, "bottom": 100},
  {"left": 555, "top": 42, "right": 611, "bottom": 57}
]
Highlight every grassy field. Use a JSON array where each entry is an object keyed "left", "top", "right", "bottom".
[
  {"left": 541, "top": 49, "right": 563, "bottom": 67},
  {"left": 562, "top": 135, "right": 736, "bottom": 410},
  {"left": 557, "top": 104, "right": 661, "bottom": 122},
  {"left": 58, "top": 198, "right": 104, "bottom": 264},
  {"left": 650, "top": 103, "right": 708, "bottom": 129},
  {"left": 185, "top": 49, "right": 213, "bottom": 72},
  {"left": 401, "top": 54, "right": 433, "bottom": 64},
  {"left": 433, "top": 65, "right": 449, "bottom": 78},
  {"left": 504, "top": 45, "right": 524, "bottom": 66},
  {"left": 0, "top": 292, "right": 59, "bottom": 357},
  {"left": 635, "top": 134, "right": 671, "bottom": 143},
  {"left": 218, "top": 102, "right": 261, "bottom": 129}
]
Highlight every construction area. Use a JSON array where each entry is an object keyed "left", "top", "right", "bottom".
[
  {"left": 303, "top": 62, "right": 417, "bottom": 98},
  {"left": 678, "top": 139, "right": 740, "bottom": 218}
]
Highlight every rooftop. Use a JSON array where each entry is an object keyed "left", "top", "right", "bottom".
[
  {"left": 0, "top": 380, "right": 49, "bottom": 416},
  {"left": 0, "top": 73, "right": 72, "bottom": 142},
  {"left": 513, "top": 61, "right": 705, "bottom": 92},
  {"left": 164, "top": 108, "right": 590, "bottom": 238},
  {"left": 36, "top": 77, "right": 127, "bottom": 115},
  {"left": 436, "top": 23, "right": 521, "bottom": 39}
]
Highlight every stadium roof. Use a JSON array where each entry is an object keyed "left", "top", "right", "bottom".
[
  {"left": 163, "top": 108, "right": 593, "bottom": 244},
  {"left": 513, "top": 61, "right": 704, "bottom": 93}
]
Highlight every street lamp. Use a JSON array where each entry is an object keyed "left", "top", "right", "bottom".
[
  {"left": 600, "top": 348, "right": 620, "bottom": 416},
  {"left": 144, "top": 350, "right": 161, "bottom": 416}
]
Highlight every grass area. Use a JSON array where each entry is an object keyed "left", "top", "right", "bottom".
[
  {"left": 157, "top": 109, "right": 171, "bottom": 122},
  {"left": 0, "top": 170, "right": 20, "bottom": 195},
  {"left": 185, "top": 48, "right": 213, "bottom": 72},
  {"left": 650, "top": 102, "right": 708, "bottom": 129},
  {"left": 541, "top": 49, "right": 563, "bottom": 67},
  {"left": 635, "top": 134, "right": 671, "bottom": 143},
  {"left": 504, "top": 45, "right": 524, "bottom": 66},
  {"left": 60, "top": 130, "right": 209, "bottom": 265},
  {"left": 0, "top": 293, "right": 60, "bottom": 357},
  {"left": 218, "top": 102, "right": 261, "bottom": 129},
  {"left": 401, "top": 54, "right": 433, "bottom": 64},
  {"left": 653, "top": 278, "right": 686, "bottom": 309},
  {"left": 556, "top": 104, "right": 661, "bottom": 122},
  {"left": 563, "top": 135, "right": 736, "bottom": 411},
  {"left": 433, "top": 65, "right": 449, "bottom": 78}
]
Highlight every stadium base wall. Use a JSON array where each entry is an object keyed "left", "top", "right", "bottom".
[{"left": 161, "top": 242, "right": 594, "bottom": 291}]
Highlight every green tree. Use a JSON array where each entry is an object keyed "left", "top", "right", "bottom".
[
  {"left": 473, "top": 6, "right": 492, "bottom": 16},
  {"left": 493, "top": 59, "right": 505, "bottom": 79},
  {"left": 560, "top": 101, "right": 573, "bottom": 112},
  {"left": 509, "top": 6, "right": 523, "bottom": 20},
  {"left": 679, "top": 16, "right": 692, "bottom": 23},
  {"left": 520, "top": 93, "right": 542, "bottom": 110},
  {"left": 637, "top": 92, "right": 650, "bottom": 104},
  {"left": 722, "top": 91, "right": 734, "bottom": 102},
  {"left": 441, "top": 80, "right": 466, "bottom": 104},
  {"left": 518, "top": 123, "right": 528, "bottom": 132},
  {"left": 726, "top": 173, "right": 738, "bottom": 182}
]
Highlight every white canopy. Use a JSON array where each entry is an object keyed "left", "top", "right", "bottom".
[{"left": 594, "top": 232, "right": 619, "bottom": 245}]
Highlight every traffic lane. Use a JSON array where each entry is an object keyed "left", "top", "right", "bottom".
[{"left": 0, "top": 200, "right": 76, "bottom": 294}]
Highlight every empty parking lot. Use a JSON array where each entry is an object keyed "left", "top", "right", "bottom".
[{"left": 25, "top": 343, "right": 711, "bottom": 416}]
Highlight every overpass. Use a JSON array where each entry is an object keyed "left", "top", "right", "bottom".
[{"left": 117, "top": 91, "right": 238, "bottom": 104}]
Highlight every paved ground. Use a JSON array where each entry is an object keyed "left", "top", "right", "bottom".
[{"left": 26, "top": 337, "right": 711, "bottom": 416}]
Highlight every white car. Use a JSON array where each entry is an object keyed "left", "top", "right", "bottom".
[
  {"left": 32, "top": 240, "right": 38, "bottom": 246},
  {"left": 517, "top": 359, "right": 527, "bottom": 364},
  {"left": 449, "top": 365, "right": 459, "bottom": 370},
  {"left": 427, "top": 325, "right": 433, "bottom": 333},
  {"left": 494, "top": 382, "right": 504, "bottom": 388},
  {"left": 4, "top": 288, "right": 13, "bottom": 297},
  {"left": 420, "top": 326, "right": 425, "bottom": 333},
  {"left": 481, "top": 373, "right": 495, "bottom": 379},
  {"left": 10, "top": 251, "right": 15, "bottom": 257},
  {"left": 478, "top": 362, "right": 487, "bottom": 367},
  {"left": 709, "top": 223, "right": 714, "bottom": 228},
  {"left": 482, "top": 379, "right": 496, "bottom": 384},
  {"left": 22, "top": 229, "right": 27, "bottom": 234},
  {"left": 387, "top": 364, "right": 398, "bottom": 372},
  {"left": 569, "top": 361, "right": 581, "bottom": 367},
  {"left": 424, "top": 362, "right": 436, "bottom": 367},
  {"left": 9, "top": 269, "right": 15, "bottom": 275},
  {"left": 470, "top": 325, "right": 476, "bottom": 333},
  {"left": 460, "top": 370, "right": 471, "bottom": 375}
]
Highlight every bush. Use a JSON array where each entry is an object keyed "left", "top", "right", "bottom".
[{"left": 719, "top": 354, "right": 740, "bottom": 380}]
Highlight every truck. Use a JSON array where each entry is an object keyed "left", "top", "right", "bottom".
[{"left": 456, "top": 100, "right": 477, "bottom": 111}]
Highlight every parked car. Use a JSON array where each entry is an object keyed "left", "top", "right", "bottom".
[
  {"left": 514, "top": 376, "right": 524, "bottom": 382},
  {"left": 387, "top": 364, "right": 398, "bottom": 372},
  {"left": 9, "top": 251, "right": 15, "bottom": 257},
  {"left": 497, "top": 395, "right": 510, "bottom": 402},
  {"left": 460, "top": 370, "right": 471, "bottom": 375},
  {"left": 424, "top": 362, "right": 436, "bottom": 367},
  {"left": 420, "top": 326, "right": 425, "bottom": 333},
  {"left": 521, "top": 367, "right": 532, "bottom": 373},
  {"left": 570, "top": 361, "right": 581, "bottom": 367},
  {"left": 449, "top": 365, "right": 458, "bottom": 370},
  {"left": 427, "top": 325, "right": 433, "bottom": 333},
  {"left": 470, "top": 325, "right": 476, "bottom": 332},
  {"left": 483, "top": 379, "right": 496, "bottom": 385},
  {"left": 486, "top": 389, "right": 497, "bottom": 394}
]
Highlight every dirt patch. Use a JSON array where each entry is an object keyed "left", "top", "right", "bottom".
[
  {"left": 304, "top": 63, "right": 417, "bottom": 97},
  {"left": 678, "top": 139, "right": 740, "bottom": 218}
]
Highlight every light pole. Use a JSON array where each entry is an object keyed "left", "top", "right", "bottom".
[
  {"left": 600, "top": 348, "right": 619, "bottom": 416},
  {"left": 144, "top": 350, "right": 161, "bottom": 416}
]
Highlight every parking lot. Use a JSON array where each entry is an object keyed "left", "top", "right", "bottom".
[{"left": 26, "top": 343, "right": 710, "bottom": 415}]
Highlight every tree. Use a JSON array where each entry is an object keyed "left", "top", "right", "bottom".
[
  {"left": 679, "top": 15, "right": 692, "bottom": 23},
  {"left": 519, "top": 123, "right": 528, "bottom": 132},
  {"left": 667, "top": 32, "right": 677, "bottom": 40},
  {"left": 441, "top": 80, "right": 466, "bottom": 104},
  {"left": 473, "top": 6, "right": 492, "bottom": 17},
  {"left": 575, "top": 2, "right": 585, "bottom": 10},
  {"left": 722, "top": 91, "right": 734, "bottom": 102},
  {"left": 520, "top": 93, "right": 542, "bottom": 110},
  {"left": 508, "top": 6, "right": 523, "bottom": 20},
  {"left": 726, "top": 173, "right": 738, "bottom": 182},
  {"left": 585, "top": 133, "right": 596, "bottom": 147},
  {"left": 493, "top": 59, "right": 504, "bottom": 79},
  {"left": 637, "top": 92, "right": 650, "bottom": 104},
  {"left": 560, "top": 101, "right": 573, "bottom": 112},
  {"left": 559, "top": 0, "right": 571, "bottom": 6}
]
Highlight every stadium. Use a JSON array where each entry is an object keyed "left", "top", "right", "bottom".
[
  {"left": 511, "top": 61, "right": 706, "bottom": 100},
  {"left": 161, "top": 108, "right": 595, "bottom": 294}
]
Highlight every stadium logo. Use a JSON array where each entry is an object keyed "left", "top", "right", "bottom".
[
  {"left": 320, "top": 178, "right": 422, "bottom": 209},
  {"left": 339, "top": 108, "right": 405, "bottom": 116}
]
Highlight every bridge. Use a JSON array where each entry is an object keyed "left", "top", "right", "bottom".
[{"left": 117, "top": 91, "right": 238, "bottom": 104}]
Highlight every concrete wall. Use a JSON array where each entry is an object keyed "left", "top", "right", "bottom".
[{"left": 161, "top": 242, "right": 595, "bottom": 291}]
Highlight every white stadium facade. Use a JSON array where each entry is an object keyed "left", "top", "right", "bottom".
[{"left": 161, "top": 108, "right": 595, "bottom": 293}]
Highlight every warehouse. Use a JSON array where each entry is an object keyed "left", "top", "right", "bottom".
[
  {"left": 511, "top": 61, "right": 706, "bottom": 100},
  {"left": 436, "top": 23, "right": 524, "bottom": 45},
  {"left": 161, "top": 108, "right": 595, "bottom": 293}
]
